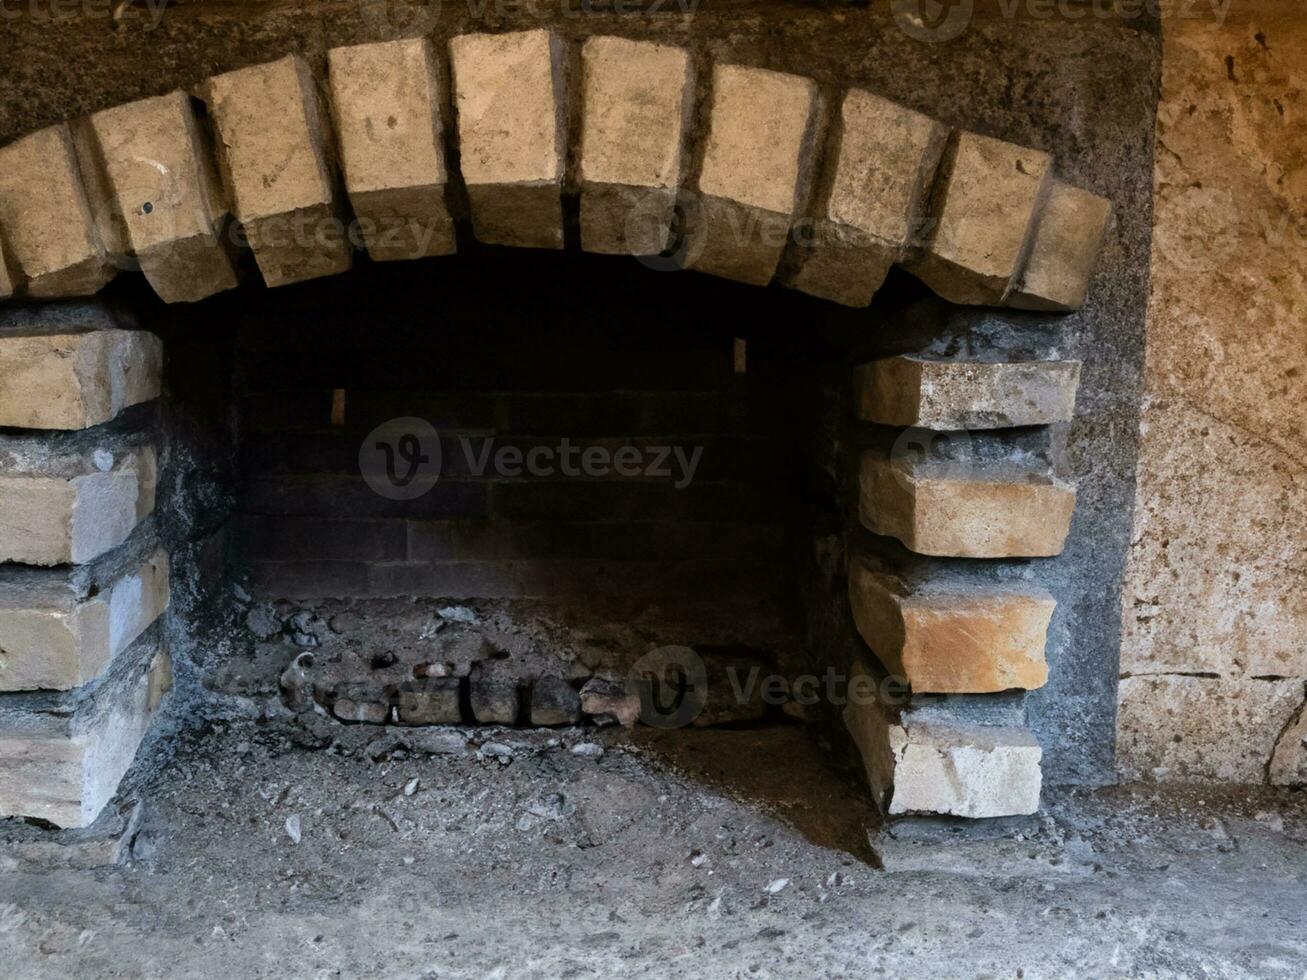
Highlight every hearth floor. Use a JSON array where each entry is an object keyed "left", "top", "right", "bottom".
[{"left": 2, "top": 682, "right": 1306, "bottom": 978}]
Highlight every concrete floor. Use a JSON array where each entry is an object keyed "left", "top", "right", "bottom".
[{"left": 2, "top": 689, "right": 1305, "bottom": 980}]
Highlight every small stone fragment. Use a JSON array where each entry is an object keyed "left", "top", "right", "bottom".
[
  {"left": 579, "top": 674, "right": 641, "bottom": 728},
  {"left": 284, "top": 815, "right": 302, "bottom": 845},
  {"left": 764, "top": 878, "right": 789, "bottom": 894},
  {"left": 1009, "top": 180, "right": 1113, "bottom": 312},
  {"left": 570, "top": 742, "right": 605, "bottom": 759},
  {"left": 530, "top": 676, "right": 581, "bottom": 726},
  {"left": 403, "top": 777, "right": 419, "bottom": 797}
]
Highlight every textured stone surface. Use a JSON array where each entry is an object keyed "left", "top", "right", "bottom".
[
  {"left": 909, "top": 131, "right": 1051, "bottom": 306},
  {"left": 0, "top": 241, "right": 15, "bottom": 300},
  {"left": 449, "top": 30, "right": 566, "bottom": 250},
  {"left": 0, "top": 125, "right": 115, "bottom": 298},
  {"left": 1118, "top": 15, "right": 1307, "bottom": 782},
  {"left": 0, "top": 445, "right": 156, "bottom": 566},
  {"left": 0, "top": 632, "right": 170, "bottom": 828},
  {"left": 1118, "top": 675, "right": 1304, "bottom": 783},
  {"left": 0, "top": 548, "right": 169, "bottom": 692},
  {"left": 687, "top": 64, "right": 820, "bottom": 285},
  {"left": 0, "top": 330, "right": 162, "bottom": 430},
  {"left": 1009, "top": 180, "right": 1113, "bottom": 312},
  {"left": 88, "top": 91, "right": 237, "bottom": 303},
  {"left": 327, "top": 38, "right": 455, "bottom": 263},
  {"left": 1271, "top": 701, "right": 1307, "bottom": 787},
  {"left": 785, "top": 90, "right": 947, "bottom": 306},
  {"left": 848, "top": 559, "right": 1052, "bottom": 693},
  {"left": 396, "top": 677, "right": 461, "bottom": 725},
  {"left": 578, "top": 36, "right": 692, "bottom": 255},
  {"left": 205, "top": 55, "right": 351, "bottom": 287},
  {"left": 860, "top": 455, "right": 1076, "bottom": 558},
  {"left": 855, "top": 356, "right": 1080, "bottom": 429},
  {"left": 529, "top": 675, "right": 581, "bottom": 726},
  {"left": 843, "top": 660, "right": 1042, "bottom": 818},
  {"left": 469, "top": 663, "right": 518, "bottom": 724}
]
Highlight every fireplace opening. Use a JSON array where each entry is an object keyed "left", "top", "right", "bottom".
[{"left": 138, "top": 246, "right": 919, "bottom": 742}]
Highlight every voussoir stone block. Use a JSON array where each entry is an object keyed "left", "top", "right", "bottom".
[
  {"left": 0, "top": 125, "right": 116, "bottom": 298},
  {"left": 578, "top": 36, "right": 693, "bottom": 255},
  {"left": 860, "top": 454, "right": 1075, "bottom": 558},
  {"left": 855, "top": 356, "right": 1081, "bottom": 429},
  {"left": 847, "top": 558, "right": 1053, "bottom": 693},
  {"left": 206, "top": 55, "right": 352, "bottom": 287},
  {"left": 0, "top": 443, "right": 156, "bottom": 566},
  {"left": 687, "top": 64, "right": 821, "bottom": 285},
  {"left": 0, "top": 632, "right": 171, "bottom": 828},
  {"left": 909, "top": 131, "right": 1051, "bottom": 306},
  {"left": 0, "top": 330, "right": 162, "bottom": 430},
  {"left": 449, "top": 30, "right": 567, "bottom": 250},
  {"left": 1009, "top": 180, "right": 1114, "bottom": 311},
  {"left": 88, "top": 92, "right": 237, "bottom": 304},
  {"left": 327, "top": 38, "right": 456, "bottom": 263},
  {"left": 785, "top": 91, "right": 947, "bottom": 307},
  {"left": 0, "top": 548, "right": 170, "bottom": 692},
  {"left": 843, "top": 659, "right": 1041, "bottom": 818}
]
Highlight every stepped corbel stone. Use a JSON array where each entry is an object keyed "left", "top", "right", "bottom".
[
  {"left": 0, "top": 548, "right": 170, "bottom": 692},
  {"left": 205, "top": 55, "right": 352, "bottom": 287},
  {"left": 327, "top": 38, "right": 457, "bottom": 263},
  {"left": 860, "top": 453, "right": 1075, "bottom": 558},
  {"left": 1008, "top": 180, "right": 1114, "bottom": 311},
  {"left": 855, "top": 355, "right": 1081, "bottom": 429},
  {"left": 686, "top": 64, "right": 821, "bottom": 285},
  {"left": 0, "top": 329, "right": 162, "bottom": 431},
  {"left": 908, "top": 131, "right": 1052, "bottom": 306},
  {"left": 784, "top": 90, "right": 948, "bottom": 307},
  {"left": 449, "top": 29, "right": 568, "bottom": 250},
  {"left": 0, "top": 439, "right": 156, "bottom": 566},
  {"left": 843, "top": 657, "right": 1042, "bottom": 818},
  {"left": 0, "top": 125, "right": 117, "bottom": 298},
  {"left": 847, "top": 557, "right": 1053, "bottom": 693},
  {"left": 0, "top": 631, "right": 171, "bottom": 828},
  {"left": 87, "top": 92, "right": 238, "bottom": 304},
  {"left": 577, "top": 36, "right": 693, "bottom": 255}
]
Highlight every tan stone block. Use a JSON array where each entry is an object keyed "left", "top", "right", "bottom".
[
  {"left": 1117, "top": 674, "right": 1304, "bottom": 783},
  {"left": 88, "top": 91, "right": 237, "bottom": 304},
  {"left": 0, "top": 330, "right": 162, "bottom": 430},
  {"left": 855, "top": 356, "right": 1080, "bottom": 429},
  {"left": 0, "top": 635, "right": 171, "bottom": 828},
  {"left": 328, "top": 38, "right": 456, "bottom": 263},
  {"left": 848, "top": 559, "right": 1053, "bottom": 693},
  {"left": 687, "top": 64, "right": 820, "bottom": 285},
  {"left": 449, "top": 30, "right": 566, "bottom": 249},
  {"left": 578, "top": 36, "right": 693, "bottom": 255},
  {"left": 0, "top": 125, "right": 116, "bottom": 298},
  {"left": 786, "top": 91, "right": 947, "bottom": 307},
  {"left": 0, "top": 549, "right": 169, "bottom": 692},
  {"left": 0, "top": 446, "right": 156, "bottom": 566},
  {"left": 909, "top": 132, "right": 1051, "bottom": 305},
  {"left": 860, "top": 454, "right": 1075, "bottom": 558},
  {"left": 205, "top": 55, "right": 351, "bottom": 287},
  {"left": 843, "top": 660, "right": 1042, "bottom": 817},
  {"left": 1009, "top": 180, "right": 1113, "bottom": 311}
]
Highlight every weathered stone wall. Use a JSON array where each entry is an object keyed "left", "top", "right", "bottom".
[{"left": 1117, "top": 5, "right": 1307, "bottom": 782}]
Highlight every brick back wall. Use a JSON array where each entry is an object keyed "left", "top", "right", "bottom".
[{"left": 230, "top": 253, "right": 818, "bottom": 630}]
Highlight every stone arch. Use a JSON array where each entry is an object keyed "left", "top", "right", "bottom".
[{"left": 0, "top": 29, "right": 1113, "bottom": 827}]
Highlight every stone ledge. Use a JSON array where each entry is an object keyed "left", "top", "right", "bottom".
[
  {"left": 0, "top": 329, "right": 162, "bottom": 430},
  {"left": 848, "top": 557, "right": 1053, "bottom": 693},
  {"left": 843, "top": 659, "right": 1042, "bottom": 818},
  {"left": 859, "top": 454, "right": 1076, "bottom": 558},
  {"left": 0, "top": 439, "right": 156, "bottom": 566},
  {"left": 0, "top": 546, "right": 169, "bottom": 692},
  {"left": 854, "top": 356, "right": 1080, "bottom": 429},
  {"left": 0, "top": 629, "right": 170, "bottom": 828}
]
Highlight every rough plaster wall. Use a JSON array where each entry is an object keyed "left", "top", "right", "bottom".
[{"left": 1118, "top": 9, "right": 1307, "bottom": 783}]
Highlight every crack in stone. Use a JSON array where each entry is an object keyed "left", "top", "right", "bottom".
[{"left": 1266, "top": 681, "right": 1307, "bottom": 785}]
